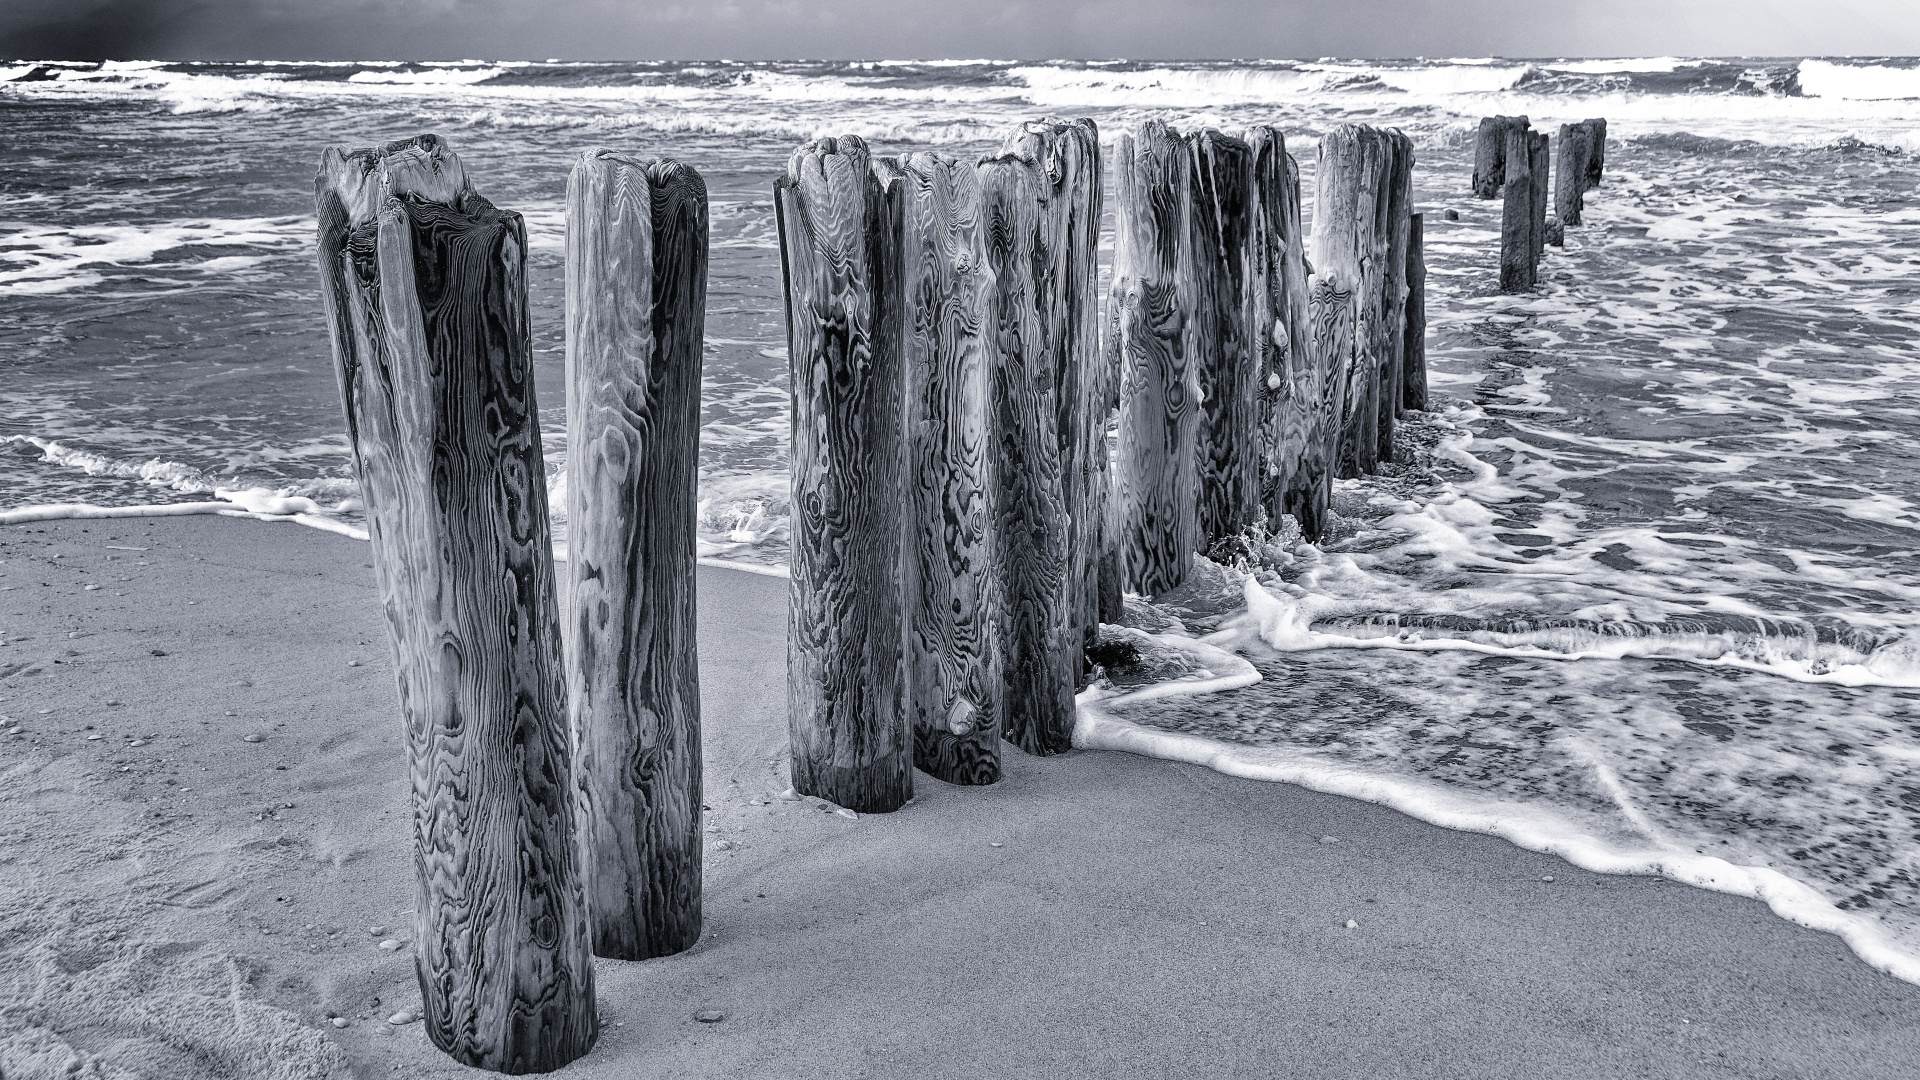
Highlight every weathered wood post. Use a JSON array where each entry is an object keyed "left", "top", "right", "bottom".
[
  {"left": 1472, "top": 115, "right": 1528, "bottom": 199},
  {"left": 979, "top": 149, "right": 1076, "bottom": 757},
  {"left": 1499, "top": 124, "right": 1537, "bottom": 292},
  {"left": 1001, "top": 119, "right": 1105, "bottom": 680},
  {"left": 1528, "top": 130, "right": 1550, "bottom": 270},
  {"left": 1402, "top": 211, "right": 1428, "bottom": 413},
  {"left": 1314, "top": 123, "right": 1392, "bottom": 477},
  {"left": 880, "top": 151, "right": 1002, "bottom": 785},
  {"left": 315, "top": 134, "right": 596, "bottom": 1073},
  {"left": 774, "top": 137, "right": 913, "bottom": 813},
  {"left": 1375, "top": 129, "right": 1415, "bottom": 464},
  {"left": 1112, "top": 120, "right": 1198, "bottom": 596},
  {"left": 1248, "top": 126, "right": 1318, "bottom": 538},
  {"left": 1552, "top": 122, "right": 1590, "bottom": 235},
  {"left": 1583, "top": 118, "right": 1608, "bottom": 187},
  {"left": 564, "top": 150, "right": 706, "bottom": 961},
  {"left": 1189, "top": 129, "right": 1260, "bottom": 549}
]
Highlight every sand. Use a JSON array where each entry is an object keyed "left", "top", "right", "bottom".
[{"left": 2, "top": 514, "right": 1918, "bottom": 1079}]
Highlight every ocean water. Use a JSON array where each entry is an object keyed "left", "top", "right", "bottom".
[{"left": 4, "top": 57, "right": 1919, "bottom": 977}]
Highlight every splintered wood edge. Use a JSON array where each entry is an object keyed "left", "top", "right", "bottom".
[{"left": 316, "top": 133, "right": 472, "bottom": 228}]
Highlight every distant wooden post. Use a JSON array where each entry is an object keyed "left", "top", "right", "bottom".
[
  {"left": 884, "top": 151, "right": 1002, "bottom": 785},
  {"left": 1529, "top": 131, "right": 1550, "bottom": 271},
  {"left": 1112, "top": 120, "right": 1198, "bottom": 596},
  {"left": 564, "top": 150, "right": 706, "bottom": 961},
  {"left": 1402, "top": 212, "right": 1428, "bottom": 412},
  {"left": 1583, "top": 118, "right": 1608, "bottom": 187},
  {"left": 1002, "top": 118, "right": 1105, "bottom": 680},
  {"left": 774, "top": 137, "right": 913, "bottom": 813},
  {"left": 1472, "top": 115, "right": 1529, "bottom": 198},
  {"left": 1552, "top": 123, "right": 1590, "bottom": 235},
  {"left": 1375, "top": 129, "right": 1415, "bottom": 464},
  {"left": 1189, "top": 129, "right": 1260, "bottom": 549},
  {"left": 315, "top": 134, "right": 596, "bottom": 1073},
  {"left": 1248, "top": 126, "right": 1319, "bottom": 538},
  {"left": 979, "top": 151, "right": 1076, "bottom": 757},
  {"left": 1499, "top": 124, "right": 1537, "bottom": 292},
  {"left": 1314, "top": 124, "right": 1392, "bottom": 477}
]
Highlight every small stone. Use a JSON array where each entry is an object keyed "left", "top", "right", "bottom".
[
  {"left": 242, "top": 733, "right": 263, "bottom": 743},
  {"left": 84, "top": 584, "right": 100, "bottom": 591},
  {"left": 1344, "top": 919, "right": 1359, "bottom": 929},
  {"left": 368, "top": 925, "right": 388, "bottom": 936},
  {"left": 347, "top": 660, "right": 362, "bottom": 667},
  {"left": 776, "top": 787, "right": 801, "bottom": 802},
  {"left": 106, "top": 700, "right": 121, "bottom": 706},
  {"left": 1444, "top": 208, "right": 1461, "bottom": 221},
  {"left": 833, "top": 807, "right": 857, "bottom": 820},
  {"left": 331, "top": 1017, "right": 350, "bottom": 1028},
  {"left": 989, "top": 842, "right": 1003, "bottom": 848},
  {"left": 387, "top": 1010, "right": 418, "bottom": 1025},
  {"left": 1319, "top": 836, "right": 1339, "bottom": 845},
  {"left": 378, "top": 939, "right": 402, "bottom": 951},
  {"left": 375, "top": 1024, "right": 395, "bottom": 1036},
  {"left": 85, "top": 733, "right": 103, "bottom": 741},
  {"left": 694, "top": 1010, "right": 724, "bottom": 1024},
  {"left": 67, "top": 631, "right": 79, "bottom": 639},
  {"left": 128, "top": 740, "right": 146, "bottom": 747},
  {"left": 1542, "top": 875, "right": 1555, "bottom": 883},
  {"left": 714, "top": 839, "right": 734, "bottom": 850}
]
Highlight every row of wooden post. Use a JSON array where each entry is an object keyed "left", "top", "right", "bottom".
[
  {"left": 1473, "top": 114, "right": 1607, "bottom": 291},
  {"left": 317, "top": 136, "right": 710, "bottom": 1073},
  {"left": 313, "top": 116, "right": 1437, "bottom": 1074}
]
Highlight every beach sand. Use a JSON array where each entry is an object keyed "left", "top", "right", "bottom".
[{"left": 2, "top": 515, "right": 1918, "bottom": 1079}]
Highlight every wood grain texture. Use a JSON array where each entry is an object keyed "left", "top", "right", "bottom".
[
  {"left": 1189, "top": 129, "right": 1260, "bottom": 548},
  {"left": 315, "top": 134, "right": 596, "bottom": 1074},
  {"left": 979, "top": 150, "right": 1076, "bottom": 757},
  {"left": 563, "top": 150, "right": 706, "bottom": 961},
  {"left": 1112, "top": 120, "right": 1198, "bottom": 597},
  {"left": 1247, "top": 128, "right": 1320, "bottom": 538},
  {"left": 1401, "top": 212, "right": 1429, "bottom": 413},
  {"left": 775, "top": 136, "right": 913, "bottom": 814},
  {"left": 1000, "top": 118, "right": 1104, "bottom": 680},
  {"left": 1499, "top": 124, "right": 1536, "bottom": 293},
  {"left": 1374, "top": 129, "right": 1415, "bottom": 463},
  {"left": 1312, "top": 124, "right": 1391, "bottom": 479},
  {"left": 1471, "top": 115, "right": 1528, "bottom": 199},
  {"left": 886, "top": 151, "right": 1002, "bottom": 785}
]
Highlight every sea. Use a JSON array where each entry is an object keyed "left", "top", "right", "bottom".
[{"left": 2, "top": 56, "right": 1917, "bottom": 980}]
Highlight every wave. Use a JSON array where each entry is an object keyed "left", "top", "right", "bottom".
[
  {"left": 1798, "top": 59, "right": 1920, "bottom": 100},
  {"left": 0, "top": 216, "right": 311, "bottom": 296}
]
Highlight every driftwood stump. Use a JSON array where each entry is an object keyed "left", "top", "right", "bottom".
[
  {"left": 1112, "top": 120, "right": 1198, "bottom": 596},
  {"left": 315, "top": 134, "right": 596, "bottom": 1074},
  {"left": 1499, "top": 125, "right": 1538, "bottom": 292},
  {"left": 775, "top": 137, "right": 913, "bottom": 813},
  {"left": 1402, "top": 212, "right": 1428, "bottom": 413},
  {"left": 1552, "top": 123, "right": 1590, "bottom": 233},
  {"left": 1528, "top": 131, "right": 1549, "bottom": 270},
  {"left": 1583, "top": 118, "right": 1608, "bottom": 187},
  {"left": 1375, "top": 129, "right": 1415, "bottom": 464},
  {"left": 1313, "top": 124, "right": 1392, "bottom": 478},
  {"left": 1472, "top": 115, "right": 1529, "bottom": 199},
  {"left": 563, "top": 149, "right": 706, "bottom": 961},
  {"left": 883, "top": 151, "right": 1002, "bottom": 785},
  {"left": 979, "top": 150, "right": 1076, "bottom": 757}
]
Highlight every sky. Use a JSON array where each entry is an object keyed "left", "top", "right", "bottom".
[{"left": 2, "top": 0, "right": 1917, "bottom": 61}]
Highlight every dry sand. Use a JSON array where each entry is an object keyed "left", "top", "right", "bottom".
[{"left": 2, "top": 515, "right": 1918, "bottom": 1079}]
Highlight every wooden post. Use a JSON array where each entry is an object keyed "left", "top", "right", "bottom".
[
  {"left": 1188, "top": 129, "right": 1260, "bottom": 550},
  {"left": 1583, "top": 118, "right": 1608, "bottom": 188},
  {"left": 1402, "top": 212, "right": 1428, "bottom": 413},
  {"left": 314, "top": 134, "right": 596, "bottom": 1073},
  {"left": 774, "top": 136, "right": 913, "bottom": 813},
  {"left": 563, "top": 150, "right": 706, "bottom": 961},
  {"left": 1112, "top": 120, "right": 1198, "bottom": 596},
  {"left": 1552, "top": 123, "right": 1589, "bottom": 234},
  {"left": 1499, "top": 124, "right": 1536, "bottom": 292},
  {"left": 1375, "top": 129, "right": 1415, "bottom": 464},
  {"left": 979, "top": 150, "right": 1076, "bottom": 757},
  {"left": 1471, "top": 115, "right": 1528, "bottom": 199},
  {"left": 1528, "top": 131, "right": 1550, "bottom": 273},
  {"left": 884, "top": 151, "right": 1001, "bottom": 785},
  {"left": 1313, "top": 124, "right": 1392, "bottom": 478},
  {"left": 1001, "top": 119, "right": 1104, "bottom": 681},
  {"left": 1248, "top": 126, "right": 1319, "bottom": 538}
]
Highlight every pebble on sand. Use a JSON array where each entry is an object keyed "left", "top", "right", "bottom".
[
  {"left": 694, "top": 1010, "right": 725, "bottom": 1024},
  {"left": 1345, "top": 919, "right": 1360, "bottom": 929},
  {"left": 85, "top": 733, "right": 103, "bottom": 741},
  {"left": 378, "top": 938, "right": 403, "bottom": 951},
  {"left": 834, "top": 807, "right": 857, "bottom": 820},
  {"left": 368, "top": 925, "right": 388, "bottom": 936},
  {"left": 387, "top": 1010, "right": 419, "bottom": 1025},
  {"left": 242, "top": 733, "right": 263, "bottom": 743},
  {"left": 331, "top": 1017, "right": 350, "bottom": 1028},
  {"left": 1319, "top": 836, "right": 1339, "bottom": 844},
  {"left": 1542, "top": 875, "right": 1556, "bottom": 883}
]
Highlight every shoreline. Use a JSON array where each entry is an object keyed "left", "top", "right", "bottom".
[{"left": 6, "top": 499, "right": 1920, "bottom": 993}]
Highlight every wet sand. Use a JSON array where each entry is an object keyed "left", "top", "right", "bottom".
[{"left": 2, "top": 515, "right": 1917, "bottom": 1079}]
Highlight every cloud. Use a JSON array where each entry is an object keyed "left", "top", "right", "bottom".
[{"left": 3, "top": 0, "right": 1916, "bottom": 61}]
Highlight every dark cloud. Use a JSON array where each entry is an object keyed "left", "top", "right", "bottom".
[{"left": 3, "top": 0, "right": 1914, "bottom": 61}]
